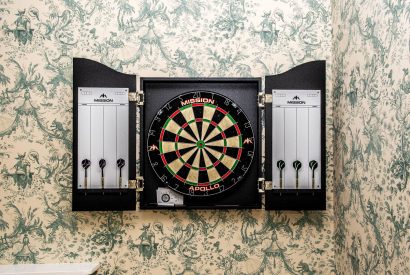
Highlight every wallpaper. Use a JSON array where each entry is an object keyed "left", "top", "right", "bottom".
[
  {"left": 332, "top": 0, "right": 410, "bottom": 274},
  {"left": 1, "top": 0, "right": 394, "bottom": 274}
]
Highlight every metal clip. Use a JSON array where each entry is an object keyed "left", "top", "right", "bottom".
[
  {"left": 129, "top": 90, "right": 144, "bottom": 105},
  {"left": 258, "top": 93, "right": 272, "bottom": 107}
]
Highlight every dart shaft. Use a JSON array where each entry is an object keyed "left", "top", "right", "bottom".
[
  {"left": 279, "top": 171, "right": 283, "bottom": 189},
  {"left": 312, "top": 172, "right": 315, "bottom": 189},
  {"left": 296, "top": 173, "right": 299, "bottom": 189}
]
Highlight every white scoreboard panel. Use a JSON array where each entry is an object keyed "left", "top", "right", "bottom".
[
  {"left": 77, "top": 87, "right": 129, "bottom": 190},
  {"left": 271, "top": 89, "right": 321, "bottom": 190}
]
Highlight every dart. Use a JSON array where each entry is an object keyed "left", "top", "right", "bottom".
[
  {"left": 117, "top": 158, "right": 125, "bottom": 188},
  {"left": 309, "top": 160, "right": 318, "bottom": 189},
  {"left": 81, "top": 159, "right": 91, "bottom": 189},
  {"left": 276, "top": 160, "right": 285, "bottom": 189},
  {"left": 293, "top": 160, "right": 302, "bottom": 191},
  {"left": 99, "top": 159, "right": 106, "bottom": 190}
]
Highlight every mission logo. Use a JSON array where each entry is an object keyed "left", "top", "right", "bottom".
[
  {"left": 94, "top": 93, "right": 113, "bottom": 102},
  {"left": 181, "top": 97, "right": 215, "bottom": 106},
  {"left": 287, "top": 95, "right": 305, "bottom": 104}
]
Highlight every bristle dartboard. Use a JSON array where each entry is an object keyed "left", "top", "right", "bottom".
[{"left": 147, "top": 91, "right": 255, "bottom": 196}]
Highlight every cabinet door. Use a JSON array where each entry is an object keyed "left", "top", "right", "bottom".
[
  {"left": 73, "top": 58, "right": 136, "bottom": 211},
  {"left": 264, "top": 61, "right": 326, "bottom": 210}
]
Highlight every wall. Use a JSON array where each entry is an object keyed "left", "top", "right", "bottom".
[
  {"left": 332, "top": 0, "right": 410, "bottom": 274},
  {"left": 0, "top": 0, "right": 335, "bottom": 274}
]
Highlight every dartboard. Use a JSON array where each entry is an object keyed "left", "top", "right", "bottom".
[{"left": 147, "top": 91, "right": 254, "bottom": 196}]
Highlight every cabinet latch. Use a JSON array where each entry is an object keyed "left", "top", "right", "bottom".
[
  {"left": 129, "top": 90, "right": 144, "bottom": 105},
  {"left": 258, "top": 92, "right": 273, "bottom": 108},
  {"left": 258, "top": 178, "right": 273, "bottom": 193}
]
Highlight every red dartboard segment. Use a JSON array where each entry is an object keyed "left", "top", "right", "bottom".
[
  {"left": 160, "top": 128, "right": 165, "bottom": 140},
  {"left": 160, "top": 154, "right": 168, "bottom": 165},
  {"left": 170, "top": 109, "right": 180, "bottom": 119},
  {"left": 175, "top": 149, "right": 182, "bottom": 159},
  {"left": 236, "top": 148, "right": 242, "bottom": 159},
  {"left": 234, "top": 124, "right": 241, "bottom": 135},
  {"left": 216, "top": 106, "right": 228, "bottom": 115},
  {"left": 147, "top": 91, "right": 255, "bottom": 197},
  {"left": 175, "top": 174, "right": 186, "bottom": 183},
  {"left": 221, "top": 171, "right": 233, "bottom": 180}
]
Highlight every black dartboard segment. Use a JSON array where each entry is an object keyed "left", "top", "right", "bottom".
[{"left": 147, "top": 91, "right": 255, "bottom": 196}]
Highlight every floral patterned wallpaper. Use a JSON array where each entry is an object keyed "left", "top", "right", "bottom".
[
  {"left": 1, "top": 0, "right": 406, "bottom": 274},
  {"left": 332, "top": 0, "right": 410, "bottom": 274}
]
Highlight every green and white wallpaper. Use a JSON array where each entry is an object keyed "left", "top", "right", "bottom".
[
  {"left": 332, "top": 0, "right": 410, "bottom": 274},
  {"left": 0, "top": 0, "right": 407, "bottom": 274}
]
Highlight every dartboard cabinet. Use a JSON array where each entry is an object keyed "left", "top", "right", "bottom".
[{"left": 72, "top": 58, "right": 326, "bottom": 211}]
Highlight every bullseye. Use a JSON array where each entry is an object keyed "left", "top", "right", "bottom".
[{"left": 196, "top": 140, "right": 205, "bottom": 149}]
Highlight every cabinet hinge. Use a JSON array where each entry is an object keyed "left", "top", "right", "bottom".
[
  {"left": 136, "top": 176, "right": 144, "bottom": 191},
  {"left": 128, "top": 177, "right": 144, "bottom": 191},
  {"left": 128, "top": 180, "right": 136, "bottom": 188},
  {"left": 258, "top": 92, "right": 273, "bottom": 108},
  {"left": 129, "top": 90, "right": 144, "bottom": 105},
  {"left": 258, "top": 178, "right": 273, "bottom": 193}
]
